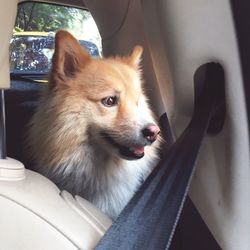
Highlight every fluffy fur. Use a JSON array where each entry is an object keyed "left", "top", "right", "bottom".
[{"left": 27, "top": 30, "right": 160, "bottom": 219}]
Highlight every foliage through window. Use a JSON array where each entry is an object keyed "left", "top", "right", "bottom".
[{"left": 10, "top": 2, "right": 101, "bottom": 79}]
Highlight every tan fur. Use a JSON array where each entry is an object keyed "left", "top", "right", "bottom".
[{"left": 27, "top": 31, "right": 160, "bottom": 219}]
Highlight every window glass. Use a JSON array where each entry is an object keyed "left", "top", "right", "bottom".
[{"left": 10, "top": 2, "right": 101, "bottom": 78}]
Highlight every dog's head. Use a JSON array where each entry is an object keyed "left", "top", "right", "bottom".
[{"left": 48, "top": 30, "right": 160, "bottom": 160}]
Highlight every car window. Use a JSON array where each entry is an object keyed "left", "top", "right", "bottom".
[{"left": 10, "top": 2, "right": 101, "bottom": 79}]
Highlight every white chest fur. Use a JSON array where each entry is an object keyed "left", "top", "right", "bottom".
[{"left": 43, "top": 144, "right": 159, "bottom": 220}]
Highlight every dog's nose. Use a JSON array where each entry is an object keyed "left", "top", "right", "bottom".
[{"left": 142, "top": 124, "right": 160, "bottom": 143}]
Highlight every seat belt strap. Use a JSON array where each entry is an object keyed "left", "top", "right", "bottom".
[{"left": 95, "top": 63, "right": 224, "bottom": 250}]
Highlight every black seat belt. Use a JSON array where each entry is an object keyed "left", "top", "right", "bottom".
[{"left": 95, "top": 62, "right": 225, "bottom": 250}]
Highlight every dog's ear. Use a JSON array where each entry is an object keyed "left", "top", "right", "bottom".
[
  {"left": 51, "top": 30, "right": 90, "bottom": 81},
  {"left": 127, "top": 46, "right": 143, "bottom": 68}
]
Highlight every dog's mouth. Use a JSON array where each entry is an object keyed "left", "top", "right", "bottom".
[
  {"left": 101, "top": 132, "right": 145, "bottom": 160},
  {"left": 120, "top": 146, "right": 145, "bottom": 160}
]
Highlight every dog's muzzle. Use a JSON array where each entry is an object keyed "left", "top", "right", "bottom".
[
  {"left": 100, "top": 132, "right": 145, "bottom": 160},
  {"left": 100, "top": 125, "right": 160, "bottom": 160}
]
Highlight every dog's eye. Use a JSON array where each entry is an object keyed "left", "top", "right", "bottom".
[{"left": 101, "top": 96, "right": 118, "bottom": 107}]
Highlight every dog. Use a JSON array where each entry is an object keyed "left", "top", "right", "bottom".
[{"left": 27, "top": 30, "right": 160, "bottom": 219}]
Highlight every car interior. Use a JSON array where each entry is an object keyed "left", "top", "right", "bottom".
[{"left": 0, "top": 0, "right": 250, "bottom": 249}]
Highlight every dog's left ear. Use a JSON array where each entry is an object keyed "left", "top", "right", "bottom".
[{"left": 128, "top": 46, "right": 143, "bottom": 68}]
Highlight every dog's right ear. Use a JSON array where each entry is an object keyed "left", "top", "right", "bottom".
[{"left": 51, "top": 30, "right": 91, "bottom": 84}]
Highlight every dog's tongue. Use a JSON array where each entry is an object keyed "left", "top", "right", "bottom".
[{"left": 130, "top": 146, "right": 144, "bottom": 156}]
